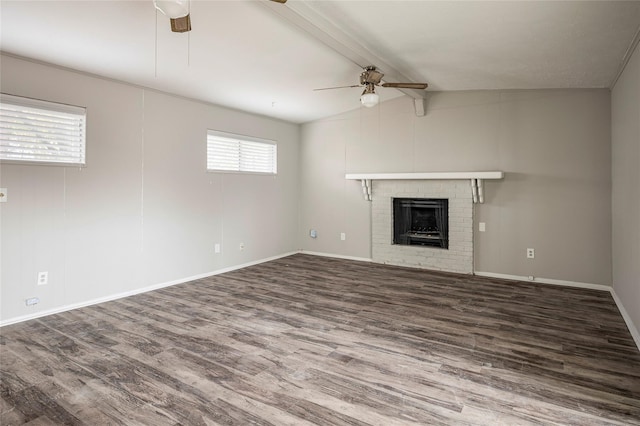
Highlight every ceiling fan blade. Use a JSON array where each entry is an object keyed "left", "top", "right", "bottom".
[
  {"left": 381, "top": 82, "right": 428, "bottom": 89},
  {"left": 313, "top": 85, "right": 361, "bottom": 91}
]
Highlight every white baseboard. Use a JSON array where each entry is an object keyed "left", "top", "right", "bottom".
[
  {"left": 4, "top": 253, "right": 638, "bottom": 354},
  {"left": 474, "top": 271, "right": 611, "bottom": 292},
  {"left": 475, "top": 270, "right": 640, "bottom": 352},
  {"left": 609, "top": 290, "right": 640, "bottom": 352},
  {"left": 0, "top": 251, "right": 297, "bottom": 328},
  {"left": 299, "top": 250, "right": 372, "bottom": 263}
]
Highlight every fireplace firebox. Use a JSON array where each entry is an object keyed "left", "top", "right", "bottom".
[{"left": 393, "top": 198, "right": 449, "bottom": 249}]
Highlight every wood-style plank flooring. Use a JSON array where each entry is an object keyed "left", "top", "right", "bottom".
[{"left": 1, "top": 254, "right": 640, "bottom": 425}]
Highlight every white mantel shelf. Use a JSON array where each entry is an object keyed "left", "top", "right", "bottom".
[
  {"left": 345, "top": 171, "right": 504, "bottom": 202},
  {"left": 345, "top": 171, "right": 504, "bottom": 180}
]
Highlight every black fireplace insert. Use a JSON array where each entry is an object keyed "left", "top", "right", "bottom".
[{"left": 393, "top": 198, "right": 449, "bottom": 249}]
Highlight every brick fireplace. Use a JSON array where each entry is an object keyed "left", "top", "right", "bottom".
[{"left": 371, "top": 180, "right": 473, "bottom": 273}]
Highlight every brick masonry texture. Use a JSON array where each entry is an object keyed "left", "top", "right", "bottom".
[{"left": 371, "top": 180, "right": 473, "bottom": 274}]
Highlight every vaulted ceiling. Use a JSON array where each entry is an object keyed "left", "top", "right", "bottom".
[{"left": 1, "top": 1, "right": 639, "bottom": 123}]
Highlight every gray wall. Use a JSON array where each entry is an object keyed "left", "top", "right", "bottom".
[
  {"left": 612, "top": 44, "right": 640, "bottom": 333},
  {"left": 0, "top": 53, "right": 621, "bottom": 327},
  {"left": 299, "top": 89, "right": 612, "bottom": 286},
  {"left": 0, "top": 55, "right": 300, "bottom": 323}
]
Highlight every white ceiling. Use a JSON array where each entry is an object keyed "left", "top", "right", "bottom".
[{"left": 1, "top": 1, "right": 639, "bottom": 124}]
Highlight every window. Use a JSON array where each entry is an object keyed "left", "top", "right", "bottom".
[
  {"left": 0, "top": 94, "right": 86, "bottom": 165},
  {"left": 207, "top": 130, "right": 277, "bottom": 174}
]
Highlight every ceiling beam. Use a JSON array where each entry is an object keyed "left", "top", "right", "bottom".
[
  {"left": 611, "top": 23, "right": 640, "bottom": 89},
  {"left": 259, "top": 1, "right": 428, "bottom": 116}
]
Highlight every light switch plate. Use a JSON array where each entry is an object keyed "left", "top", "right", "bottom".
[{"left": 479, "top": 222, "right": 486, "bottom": 232}]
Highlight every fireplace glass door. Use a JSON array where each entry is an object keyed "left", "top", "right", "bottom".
[{"left": 393, "top": 198, "right": 449, "bottom": 249}]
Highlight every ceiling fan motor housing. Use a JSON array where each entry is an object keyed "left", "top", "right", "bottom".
[
  {"left": 170, "top": 15, "right": 191, "bottom": 33},
  {"left": 360, "top": 66, "right": 384, "bottom": 86}
]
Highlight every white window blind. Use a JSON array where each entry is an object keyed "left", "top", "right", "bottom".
[
  {"left": 207, "top": 130, "right": 277, "bottom": 174},
  {"left": 0, "top": 94, "right": 87, "bottom": 165}
]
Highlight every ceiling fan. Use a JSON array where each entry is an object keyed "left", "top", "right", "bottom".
[
  {"left": 154, "top": 0, "right": 287, "bottom": 33},
  {"left": 315, "top": 66, "right": 428, "bottom": 107}
]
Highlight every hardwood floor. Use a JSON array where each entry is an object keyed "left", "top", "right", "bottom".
[{"left": 1, "top": 254, "right": 639, "bottom": 425}]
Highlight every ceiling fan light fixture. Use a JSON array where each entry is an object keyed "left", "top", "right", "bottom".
[
  {"left": 360, "top": 85, "right": 379, "bottom": 108},
  {"left": 154, "top": 0, "right": 189, "bottom": 19},
  {"left": 360, "top": 92, "right": 379, "bottom": 108}
]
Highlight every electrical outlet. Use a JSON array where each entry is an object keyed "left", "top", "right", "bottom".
[
  {"left": 340, "top": 232, "right": 346, "bottom": 241},
  {"left": 37, "top": 271, "right": 48, "bottom": 286},
  {"left": 527, "top": 248, "right": 535, "bottom": 259},
  {"left": 214, "top": 243, "right": 221, "bottom": 253},
  {"left": 25, "top": 297, "right": 39, "bottom": 306},
  {"left": 310, "top": 229, "right": 317, "bottom": 238},
  {"left": 239, "top": 242, "right": 245, "bottom": 251},
  {"left": 479, "top": 222, "right": 486, "bottom": 232}
]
